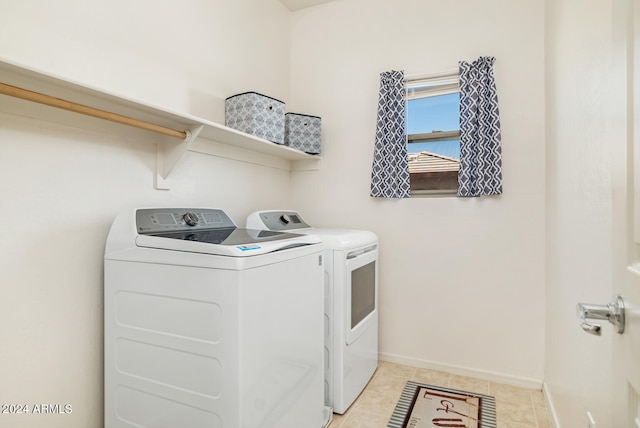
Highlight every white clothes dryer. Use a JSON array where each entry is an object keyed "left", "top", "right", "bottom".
[
  {"left": 246, "top": 210, "right": 379, "bottom": 414},
  {"left": 104, "top": 208, "right": 331, "bottom": 428}
]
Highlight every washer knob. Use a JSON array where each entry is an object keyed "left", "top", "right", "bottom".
[
  {"left": 280, "top": 214, "right": 291, "bottom": 225},
  {"left": 183, "top": 212, "right": 199, "bottom": 226}
]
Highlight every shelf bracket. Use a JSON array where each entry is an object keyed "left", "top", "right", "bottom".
[{"left": 155, "top": 126, "right": 203, "bottom": 190}]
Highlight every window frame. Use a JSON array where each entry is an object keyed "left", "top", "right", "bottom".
[{"left": 405, "top": 71, "right": 460, "bottom": 195}]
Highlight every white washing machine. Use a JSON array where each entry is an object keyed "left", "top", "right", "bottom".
[
  {"left": 246, "top": 210, "right": 378, "bottom": 414},
  {"left": 104, "top": 208, "right": 331, "bottom": 428}
]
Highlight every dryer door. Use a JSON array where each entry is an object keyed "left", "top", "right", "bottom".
[{"left": 345, "top": 245, "right": 378, "bottom": 345}]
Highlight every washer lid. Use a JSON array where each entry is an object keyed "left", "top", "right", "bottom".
[
  {"left": 136, "top": 228, "right": 319, "bottom": 257},
  {"left": 135, "top": 208, "right": 320, "bottom": 257}
]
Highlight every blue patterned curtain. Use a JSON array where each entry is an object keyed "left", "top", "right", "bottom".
[
  {"left": 457, "top": 57, "right": 502, "bottom": 197},
  {"left": 370, "top": 70, "right": 411, "bottom": 198}
]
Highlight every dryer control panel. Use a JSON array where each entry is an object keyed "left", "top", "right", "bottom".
[
  {"left": 136, "top": 208, "right": 236, "bottom": 234},
  {"left": 247, "top": 210, "right": 311, "bottom": 231}
]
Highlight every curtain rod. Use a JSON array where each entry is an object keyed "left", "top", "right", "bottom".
[
  {"left": 0, "top": 82, "right": 188, "bottom": 140},
  {"left": 405, "top": 68, "right": 459, "bottom": 82}
]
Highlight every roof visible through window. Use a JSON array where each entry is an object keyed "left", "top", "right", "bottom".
[{"left": 405, "top": 87, "right": 460, "bottom": 193}]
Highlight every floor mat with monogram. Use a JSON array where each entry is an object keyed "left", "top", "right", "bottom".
[{"left": 387, "top": 381, "right": 497, "bottom": 428}]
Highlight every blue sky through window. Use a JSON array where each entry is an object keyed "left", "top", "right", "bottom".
[
  {"left": 406, "top": 92, "right": 459, "bottom": 134},
  {"left": 406, "top": 92, "right": 460, "bottom": 158}
]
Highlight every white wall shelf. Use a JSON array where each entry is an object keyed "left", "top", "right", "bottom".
[{"left": 0, "top": 58, "right": 320, "bottom": 189}]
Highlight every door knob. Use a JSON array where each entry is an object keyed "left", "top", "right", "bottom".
[{"left": 576, "top": 295, "right": 625, "bottom": 336}]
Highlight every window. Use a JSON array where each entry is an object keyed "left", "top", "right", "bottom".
[{"left": 405, "top": 72, "right": 460, "bottom": 194}]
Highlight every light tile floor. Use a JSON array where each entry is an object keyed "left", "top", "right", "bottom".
[{"left": 328, "top": 361, "right": 551, "bottom": 428}]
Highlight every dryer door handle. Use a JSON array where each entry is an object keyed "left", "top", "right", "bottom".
[{"left": 347, "top": 245, "right": 377, "bottom": 259}]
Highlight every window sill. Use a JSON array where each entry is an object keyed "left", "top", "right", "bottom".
[{"left": 410, "top": 189, "right": 457, "bottom": 197}]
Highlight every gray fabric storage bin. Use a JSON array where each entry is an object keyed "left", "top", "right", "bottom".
[
  {"left": 225, "top": 92, "right": 285, "bottom": 144},
  {"left": 284, "top": 113, "right": 321, "bottom": 154}
]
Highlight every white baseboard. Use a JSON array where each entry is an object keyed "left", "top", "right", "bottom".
[
  {"left": 378, "top": 351, "right": 544, "bottom": 390},
  {"left": 542, "top": 382, "right": 561, "bottom": 428}
]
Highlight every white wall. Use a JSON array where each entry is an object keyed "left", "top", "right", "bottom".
[
  {"left": 0, "top": 0, "right": 292, "bottom": 121},
  {"left": 544, "top": 0, "right": 615, "bottom": 426},
  {"left": 289, "top": 0, "right": 546, "bottom": 385},
  {"left": 0, "top": 1, "right": 292, "bottom": 427}
]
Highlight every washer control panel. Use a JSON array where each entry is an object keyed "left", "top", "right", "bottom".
[
  {"left": 136, "top": 208, "right": 236, "bottom": 234},
  {"left": 247, "top": 210, "right": 310, "bottom": 231}
]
